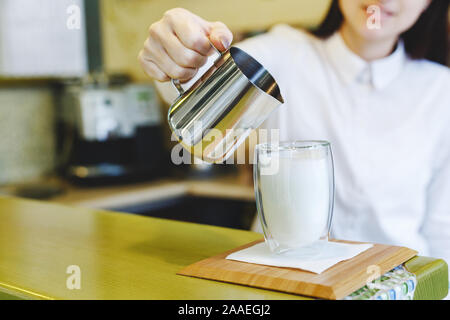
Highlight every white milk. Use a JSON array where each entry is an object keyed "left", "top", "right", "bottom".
[{"left": 259, "top": 153, "right": 330, "bottom": 249}]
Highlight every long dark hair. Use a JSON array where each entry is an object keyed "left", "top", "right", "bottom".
[{"left": 313, "top": 0, "right": 449, "bottom": 65}]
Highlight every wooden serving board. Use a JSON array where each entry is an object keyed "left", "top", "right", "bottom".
[{"left": 178, "top": 239, "right": 418, "bottom": 300}]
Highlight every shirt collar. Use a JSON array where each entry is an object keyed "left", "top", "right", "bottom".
[{"left": 324, "top": 31, "right": 406, "bottom": 90}]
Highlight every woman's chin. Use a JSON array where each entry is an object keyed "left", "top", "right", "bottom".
[{"left": 358, "top": 25, "right": 399, "bottom": 42}]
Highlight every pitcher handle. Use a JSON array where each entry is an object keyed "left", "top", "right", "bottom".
[
  {"left": 170, "top": 40, "right": 223, "bottom": 97},
  {"left": 171, "top": 79, "right": 185, "bottom": 96}
]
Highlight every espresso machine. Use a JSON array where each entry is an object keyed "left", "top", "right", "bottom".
[
  {"left": 54, "top": 0, "right": 169, "bottom": 186},
  {"left": 57, "top": 76, "right": 169, "bottom": 186}
]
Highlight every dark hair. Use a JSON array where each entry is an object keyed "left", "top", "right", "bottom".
[{"left": 312, "top": 0, "right": 449, "bottom": 65}]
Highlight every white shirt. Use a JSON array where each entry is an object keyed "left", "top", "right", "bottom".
[{"left": 156, "top": 24, "right": 450, "bottom": 263}]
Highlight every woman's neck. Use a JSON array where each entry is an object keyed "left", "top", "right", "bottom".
[{"left": 339, "top": 22, "right": 398, "bottom": 62}]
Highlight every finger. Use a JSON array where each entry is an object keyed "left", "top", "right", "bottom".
[
  {"left": 138, "top": 51, "right": 170, "bottom": 82},
  {"left": 159, "top": 24, "right": 208, "bottom": 68},
  {"left": 166, "top": 14, "right": 212, "bottom": 55},
  {"left": 208, "top": 21, "right": 233, "bottom": 52},
  {"left": 144, "top": 37, "right": 198, "bottom": 81}
]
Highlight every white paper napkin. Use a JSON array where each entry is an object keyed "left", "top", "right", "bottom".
[{"left": 226, "top": 240, "right": 373, "bottom": 274}]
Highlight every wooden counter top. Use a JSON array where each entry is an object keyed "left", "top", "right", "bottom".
[
  {"left": 0, "top": 196, "right": 301, "bottom": 300},
  {"left": 1, "top": 196, "right": 447, "bottom": 300}
]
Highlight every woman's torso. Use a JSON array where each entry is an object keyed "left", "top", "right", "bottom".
[{"left": 236, "top": 24, "right": 450, "bottom": 255}]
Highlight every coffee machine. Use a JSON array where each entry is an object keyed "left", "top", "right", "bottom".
[{"left": 57, "top": 76, "right": 169, "bottom": 186}]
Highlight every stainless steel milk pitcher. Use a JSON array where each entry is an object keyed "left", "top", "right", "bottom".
[{"left": 168, "top": 44, "right": 284, "bottom": 163}]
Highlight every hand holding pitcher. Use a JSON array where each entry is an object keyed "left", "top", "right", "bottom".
[{"left": 138, "top": 8, "right": 233, "bottom": 83}]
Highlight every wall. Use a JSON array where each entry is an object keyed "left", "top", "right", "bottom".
[
  {"left": 0, "top": 0, "right": 87, "bottom": 77},
  {"left": 0, "top": 87, "right": 56, "bottom": 185},
  {"left": 100, "top": 0, "right": 332, "bottom": 81}
]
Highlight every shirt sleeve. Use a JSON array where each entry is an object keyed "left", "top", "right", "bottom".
[
  {"left": 421, "top": 126, "right": 450, "bottom": 265},
  {"left": 235, "top": 25, "right": 296, "bottom": 134}
]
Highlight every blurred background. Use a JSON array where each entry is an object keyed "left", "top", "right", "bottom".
[{"left": 2, "top": 0, "right": 427, "bottom": 231}]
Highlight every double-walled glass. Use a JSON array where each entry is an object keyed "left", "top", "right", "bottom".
[{"left": 254, "top": 141, "right": 335, "bottom": 254}]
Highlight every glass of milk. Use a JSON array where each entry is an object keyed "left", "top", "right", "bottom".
[{"left": 254, "top": 141, "right": 335, "bottom": 254}]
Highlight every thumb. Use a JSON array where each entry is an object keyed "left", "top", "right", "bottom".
[{"left": 208, "top": 21, "right": 233, "bottom": 52}]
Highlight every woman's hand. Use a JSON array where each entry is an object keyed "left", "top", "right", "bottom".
[{"left": 138, "top": 8, "right": 233, "bottom": 83}]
